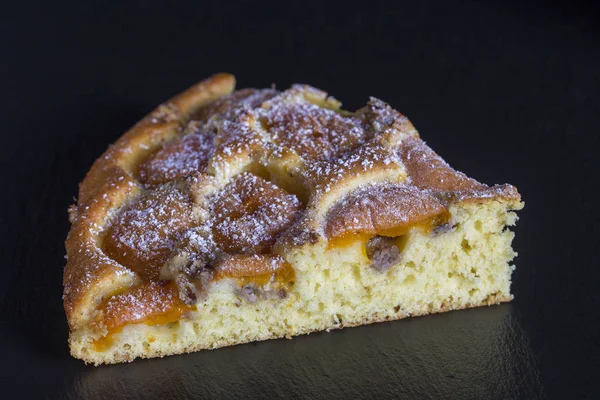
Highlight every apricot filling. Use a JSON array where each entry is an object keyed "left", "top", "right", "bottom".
[
  {"left": 324, "top": 183, "right": 450, "bottom": 252},
  {"left": 92, "top": 259, "right": 295, "bottom": 351},
  {"left": 92, "top": 281, "right": 191, "bottom": 351},
  {"left": 214, "top": 255, "right": 296, "bottom": 288},
  {"left": 102, "top": 185, "right": 195, "bottom": 280},
  {"left": 326, "top": 212, "right": 449, "bottom": 250},
  {"left": 211, "top": 173, "right": 302, "bottom": 254}
]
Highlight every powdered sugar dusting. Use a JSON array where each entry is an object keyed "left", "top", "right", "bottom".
[
  {"left": 101, "top": 281, "right": 182, "bottom": 329},
  {"left": 103, "top": 184, "right": 194, "bottom": 279},
  {"left": 193, "top": 88, "right": 279, "bottom": 126},
  {"left": 261, "top": 98, "right": 367, "bottom": 162},
  {"left": 305, "top": 141, "right": 402, "bottom": 195},
  {"left": 395, "top": 136, "right": 519, "bottom": 204},
  {"left": 211, "top": 172, "right": 302, "bottom": 253},
  {"left": 325, "top": 183, "right": 447, "bottom": 239},
  {"left": 138, "top": 131, "right": 216, "bottom": 185}
]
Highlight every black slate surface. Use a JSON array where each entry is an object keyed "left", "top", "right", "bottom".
[{"left": 2, "top": 1, "right": 599, "bottom": 399}]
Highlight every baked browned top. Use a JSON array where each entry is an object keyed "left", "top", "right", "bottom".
[{"left": 64, "top": 74, "right": 520, "bottom": 331}]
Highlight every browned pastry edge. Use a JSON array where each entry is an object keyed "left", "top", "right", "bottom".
[{"left": 64, "top": 73, "right": 236, "bottom": 330}]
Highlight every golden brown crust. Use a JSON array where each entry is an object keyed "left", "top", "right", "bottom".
[
  {"left": 64, "top": 74, "right": 236, "bottom": 329},
  {"left": 398, "top": 136, "right": 520, "bottom": 205}
]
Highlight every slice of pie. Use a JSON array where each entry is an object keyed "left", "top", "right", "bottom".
[{"left": 64, "top": 73, "right": 523, "bottom": 364}]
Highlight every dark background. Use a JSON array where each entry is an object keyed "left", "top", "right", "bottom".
[{"left": 2, "top": 1, "right": 599, "bottom": 398}]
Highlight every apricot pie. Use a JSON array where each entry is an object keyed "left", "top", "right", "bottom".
[{"left": 64, "top": 73, "right": 523, "bottom": 364}]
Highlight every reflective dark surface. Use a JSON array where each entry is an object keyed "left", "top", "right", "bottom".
[{"left": 2, "top": 1, "right": 599, "bottom": 398}]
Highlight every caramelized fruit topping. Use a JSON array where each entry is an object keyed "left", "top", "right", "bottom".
[
  {"left": 92, "top": 281, "right": 191, "bottom": 351},
  {"left": 262, "top": 98, "right": 368, "bottom": 162},
  {"left": 212, "top": 173, "right": 302, "bottom": 254},
  {"left": 214, "top": 254, "right": 296, "bottom": 287},
  {"left": 325, "top": 184, "right": 449, "bottom": 249},
  {"left": 138, "top": 131, "right": 215, "bottom": 185},
  {"left": 103, "top": 185, "right": 195, "bottom": 279}
]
